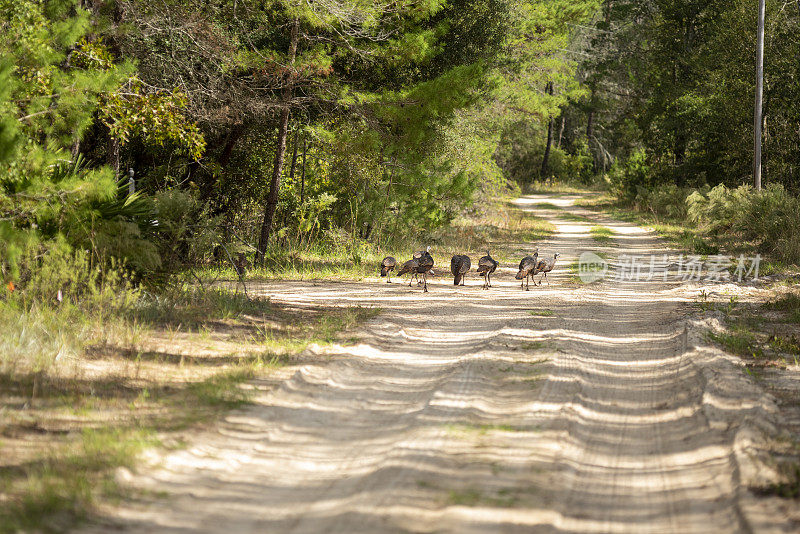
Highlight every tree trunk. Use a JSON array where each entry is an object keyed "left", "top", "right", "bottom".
[
  {"left": 300, "top": 136, "right": 307, "bottom": 204},
  {"left": 674, "top": 131, "right": 687, "bottom": 186},
  {"left": 219, "top": 123, "right": 246, "bottom": 169},
  {"left": 556, "top": 115, "right": 565, "bottom": 148},
  {"left": 289, "top": 127, "right": 300, "bottom": 182},
  {"left": 257, "top": 19, "right": 300, "bottom": 263},
  {"left": 108, "top": 136, "right": 120, "bottom": 177},
  {"left": 541, "top": 118, "right": 554, "bottom": 179},
  {"left": 753, "top": 0, "right": 765, "bottom": 190},
  {"left": 540, "top": 82, "right": 554, "bottom": 179}
]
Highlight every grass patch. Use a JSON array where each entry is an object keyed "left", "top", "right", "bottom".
[
  {"left": 590, "top": 226, "right": 614, "bottom": 244},
  {"left": 531, "top": 202, "right": 561, "bottom": 210},
  {"left": 0, "top": 428, "right": 157, "bottom": 534},
  {"left": 518, "top": 341, "right": 548, "bottom": 351},
  {"left": 256, "top": 306, "right": 379, "bottom": 352},
  {"left": 0, "top": 283, "right": 378, "bottom": 532},
  {"left": 185, "top": 368, "right": 258, "bottom": 408},
  {"left": 708, "top": 325, "right": 764, "bottom": 359},
  {"left": 131, "top": 285, "right": 272, "bottom": 326},
  {"left": 448, "top": 488, "right": 482, "bottom": 506},
  {"left": 766, "top": 293, "right": 800, "bottom": 322},
  {"left": 523, "top": 181, "right": 601, "bottom": 195},
  {"left": 768, "top": 334, "right": 800, "bottom": 357},
  {"left": 528, "top": 310, "right": 554, "bottom": 317},
  {"left": 567, "top": 257, "right": 608, "bottom": 284},
  {"left": 559, "top": 212, "right": 593, "bottom": 223}
]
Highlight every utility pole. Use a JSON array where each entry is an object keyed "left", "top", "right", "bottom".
[{"left": 753, "top": 0, "right": 765, "bottom": 191}]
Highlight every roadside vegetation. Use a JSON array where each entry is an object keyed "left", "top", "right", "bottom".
[
  {"left": 700, "top": 289, "right": 800, "bottom": 366},
  {"left": 0, "top": 265, "right": 378, "bottom": 533},
  {"left": 2, "top": 0, "right": 800, "bottom": 527}
]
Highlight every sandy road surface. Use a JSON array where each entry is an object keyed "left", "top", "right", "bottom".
[{"left": 83, "top": 195, "right": 792, "bottom": 533}]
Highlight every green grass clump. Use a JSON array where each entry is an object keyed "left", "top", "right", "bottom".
[
  {"left": 559, "top": 212, "right": 592, "bottom": 223},
  {"left": 447, "top": 487, "right": 519, "bottom": 508},
  {"left": 0, "top": 428, "right": 157, "bottom": 534},
  {"left": 590, "top": 226, "right": 614, "bottom": 244},
  {"left": 448, "top": 488, "right": 483, "bottom": 506},
  {"left": 528, "top": 310, "right": 554, "bottom": 317},
  {"left": 519, "top": 341, "right": 546, "bottom": 351},
  {"left": 766, "top": 293, "right": 800, "bottom": 321},
  {"left": 531, "top": 202, "right": 561, "bottom": 210},
  {"left": 186, "top": 368, "right": 257, "bottom": 408},
  {"left": 132, "top": 285, "right": 271, "bottom": 326},
  {"left": 768, "top": 335, "right": 800, "bottom": 356},
  {"left": 708, "top": 326, "right": 764, "bottom": 358}
]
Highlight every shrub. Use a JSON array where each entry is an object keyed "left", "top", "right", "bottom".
[
  {"left": 733, "top": 185, "right": 800, "bottom": 265},
  {"left": 607, "top": 148, "right": 651, "bottom": 202},
  {"left": 634, "top": 183, "right": 690, "bottom": 219},
  {"left": 686, "top": 184, "right": 751, "bottom": 233},
  {"left": 684, "top": 183, "right": 800, "bottom": 265},
  {"left": 153, "top": 189, "right": 221, "bottom": 271}
]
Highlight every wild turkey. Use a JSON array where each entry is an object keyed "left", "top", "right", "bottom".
[
  {"left": 396, "top": 258, "right": 419, "bottom": 286},
  {"left": 476, "top": 250, "right": 499, "bottom": 290},
  {"left": 379, "top": 256, "right": 397, "bottom": 283},
  {"left": 413, "top": 246, "right": 431, "bottom": 260},
  {"left": 535, "top": 253, "right": 560, "bottom": 285},
  {"left": 515, "top": 250, "right": 539, "bottom": 291},
  {"left": 409, "top": 246, "right": 431, "bottom": 285},
  {"left": 450, "top": 254, "right": 471, "bottom": 286},
  {"left": 415, "top": 250, "right": 435, "bottom": 292}
]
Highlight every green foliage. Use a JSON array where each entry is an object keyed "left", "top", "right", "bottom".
[
  {"left": 633, "top": 183, "right": 689, "bottom": 220},
  {"left": 590, "top": 225, "right": 614, "bottom": 244},
  {"left": 100, "top": 78, "right": 206, "bottom": 160},
  {"left": 687, "top": 184, "right": 800, "bottom": 264},
  {"left": 577, "top": 0, "right": 800, "bottom": 191},
  {"left": 153, "top": 189, "right": 221, "bottom": 271},
  {"left": 607, "top": 148, "right": 651, "bottom": 202}
]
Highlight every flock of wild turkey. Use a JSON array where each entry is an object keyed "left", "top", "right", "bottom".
[{"left": 379, "top": 247, "right": 560, "bottom": 293}]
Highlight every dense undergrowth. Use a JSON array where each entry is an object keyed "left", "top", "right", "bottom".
[{"left": 577, "top": 175, "right": 800, "bottom": 271}]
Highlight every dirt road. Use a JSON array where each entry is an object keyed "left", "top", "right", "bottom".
[{"left": 85, "top": 195, "right": 793, "bottom": 533}]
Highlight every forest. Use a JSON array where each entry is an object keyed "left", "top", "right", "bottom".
[
  {"left": 2, "top": 0, "right": 800, "bottom": 531},
  {"left": 2, "top": 0, "right": 799, "bottom": 287}
]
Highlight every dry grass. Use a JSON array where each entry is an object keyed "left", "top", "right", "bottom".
[
  {"left": 0, "top": 286, "right": 378, "bottom": 533},
  {"left": 197, "top": 198, "right": 554, "bottom": 284}
]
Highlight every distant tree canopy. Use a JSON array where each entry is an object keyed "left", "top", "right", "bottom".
[
  {"left": 14, "top": 0, "right": 798, "bottom": 278},
  {"left": 2, "top": 0, "right": 596, "bottom": 282},
  {"left": 569, "top": 0, "right": 800, "bottom": 194}
]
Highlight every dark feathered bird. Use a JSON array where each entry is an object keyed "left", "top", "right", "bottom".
[
  {"left": 415, "top": 250, "right": 435, "bottom": 292},
  {"left": 476, "top": 250, "right": 499, "bottom": 290},
  {"left": 379, "top": 256, "right": 397, "bottom": 283},
  {"left": 534, "top": 253, "right": 560, "bottom": 286},
  {"left": 405, "top": 246, "right": 431, "bottom": 285},
  {"left": 396, "top": 258, "right": 419, "bottom": 286},
  {"left": 515, "top": 250, "right": 539, "bottom": 291},
  {"left": 413, "top": 246, "right": 431, "bottom": 260},
  {"left": 450, "top": 255, "right": 471, "bottom": 286}
]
